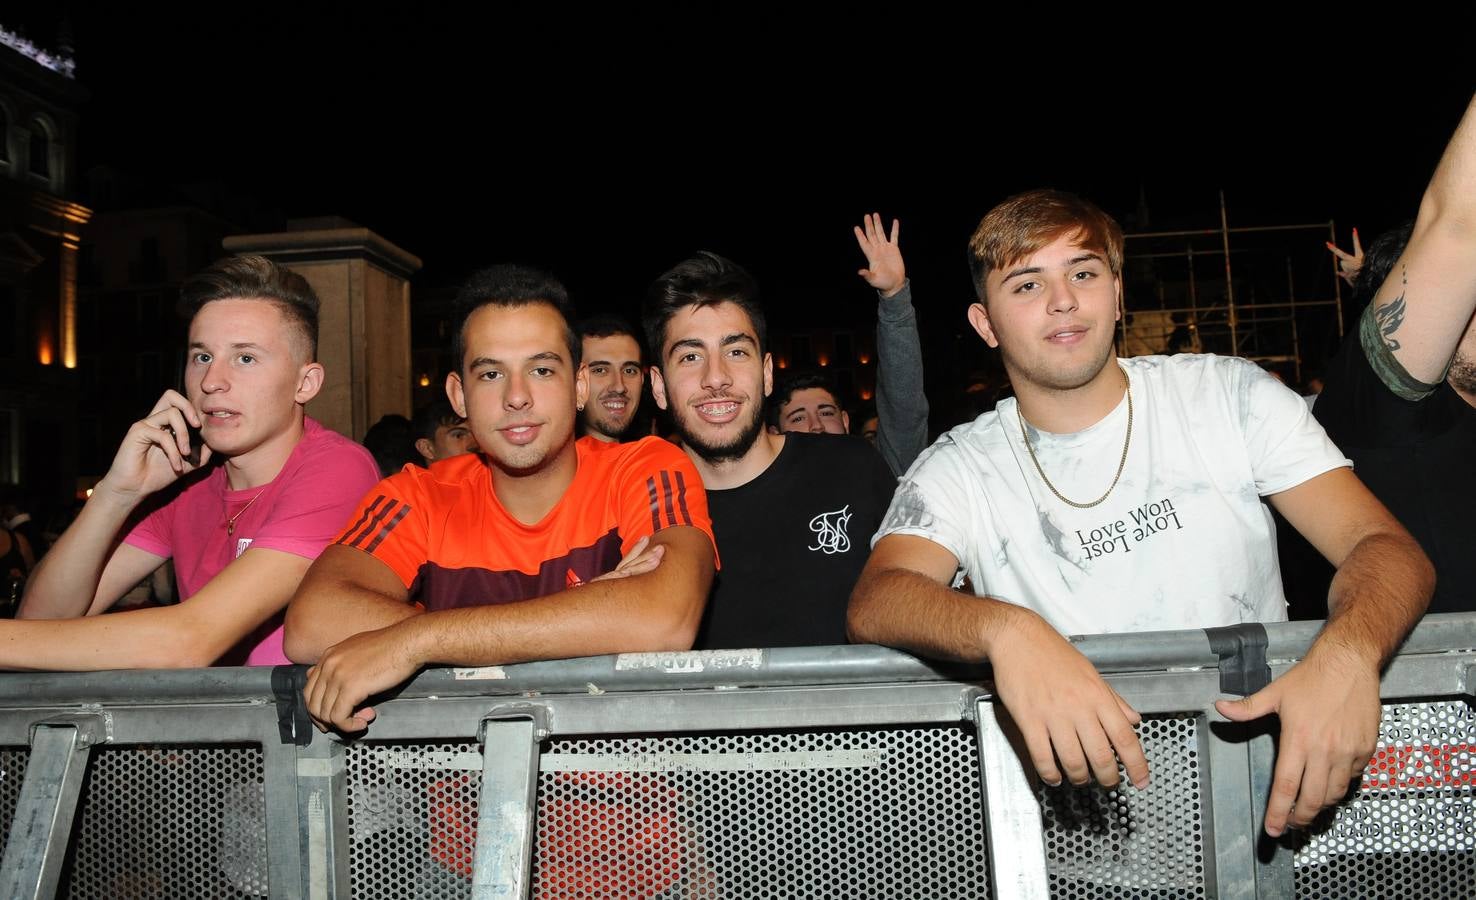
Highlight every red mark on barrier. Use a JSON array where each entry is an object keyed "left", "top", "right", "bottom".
[{"left": 1362, "top": 744, "right": 1476, "bottom": 790}]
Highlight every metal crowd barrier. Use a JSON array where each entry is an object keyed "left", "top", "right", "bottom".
[{"left": 0, "top": 613, "right": 1471, "bottom": 898}]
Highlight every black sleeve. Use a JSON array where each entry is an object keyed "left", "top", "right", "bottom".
[{"left": 1314, "top": 331, "right": 1427, "bottom": 450}]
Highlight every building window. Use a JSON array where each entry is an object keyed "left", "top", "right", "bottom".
[{"left": 28, "top": 120, "right": 49, "bottom": 178}]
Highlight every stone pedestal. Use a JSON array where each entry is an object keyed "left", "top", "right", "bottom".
[{"left": 224, "top": 220, "right": 421, "bottom": 440}]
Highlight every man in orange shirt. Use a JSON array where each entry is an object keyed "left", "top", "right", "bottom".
[{"left": 285, "top": 264, "right": 717, "bottom": 732}]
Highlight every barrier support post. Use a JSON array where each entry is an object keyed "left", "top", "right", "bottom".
[
  {"left": 1207, "top": 712, "right": 1294, "bottom": 899},
  {"left": 975, "top": 698, "right": 1051, "bottom": 899},
  {"left": 288, "top": 735, "right": 350, "bottom": 900},
  {"left": 1249, "top": 726, "right": 1295, "bottom": 895},
  {"left": 470, "top": 703, "right": 548, "bottom": 900},
  {"left": 0, "top": 714, "right": 110, "bottom": 899}
]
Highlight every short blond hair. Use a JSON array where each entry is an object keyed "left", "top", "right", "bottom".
[{"left": 968, "top": 189, "right": 1123, "bottom": 302}]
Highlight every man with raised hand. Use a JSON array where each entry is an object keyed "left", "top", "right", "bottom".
[
  {"left": 1315, "top": 92, "right": 1476, "bottom": 615},
  {"left": 853, "top": 213, "right": 929, "bottom": 475},
  {"left": 644, "top": 252, "right": 895, "bottom": 651},
  {"left": 577, "top": 314, "right": 646, "bottom": 443},
  {"left": 285, "top": 265, "right": 716, "bottom": 733},
  {"left": 847, "top": 189, "right": 1432, "bottom": 838},
  {"left": 16, "top": 255, "right": 380, "bottom": 668},
  {"left": 768, "top": 215, "right": 927, "bottom": 474}
]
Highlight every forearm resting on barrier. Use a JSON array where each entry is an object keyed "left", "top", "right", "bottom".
[
  {"left": 298, "top": 527, "right": 715, "bottom": 732},
  {"left": 6, "top": 548, "right": 309, "bottom": 670},
  {"left": 1269, "top": 468, "right": 1433, "bottom": 672},
  {"left": 1220, "top": 471, "right": 1435, "bottom": 837},
  {"left": 0, "top": 601, "right": 251, "bottom": 670},
  {"left": 283, "top": 544, "right": 422, "bottom": 664},
  {"left": 848, "top": 536, "right": 1149, "bottom": 791}
]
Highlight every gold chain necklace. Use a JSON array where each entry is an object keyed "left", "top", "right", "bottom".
[
  {"left": 227, "top": 491, "right": 265, "bottom": 536},
  {"left": 1018, "top": 366, "right": 1133, "bottom": 510}
]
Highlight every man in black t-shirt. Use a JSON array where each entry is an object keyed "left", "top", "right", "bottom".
[
  {"left": 643, "top": 252, "right": 897, "bottom": 649},
  {"left": 1314, "top": 93, "right": 1476, "bottom": 615}
]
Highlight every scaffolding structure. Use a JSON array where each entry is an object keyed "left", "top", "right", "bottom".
[{"left": 1118, "top": 193, "right": 1348, "bottom": 386}]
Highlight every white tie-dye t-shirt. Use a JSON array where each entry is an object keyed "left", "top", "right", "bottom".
[{"left": 875, "top": 355, "right": 1350, "bottom": 636}]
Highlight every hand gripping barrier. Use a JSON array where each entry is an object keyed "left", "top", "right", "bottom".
[{"left": 0, "top": 613, "right": 1470, "bottom": 898}]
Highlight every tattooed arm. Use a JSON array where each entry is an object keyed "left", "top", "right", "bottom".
[
  {"left": 1372, "top": 288, "right": 1406, "bottom": 353},
  {"left": 1365, "top": 93, "right": 1476, "bottom": 390}
]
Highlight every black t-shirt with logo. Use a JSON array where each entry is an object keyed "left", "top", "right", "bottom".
[
  {"left": 698, "top": 433, "right": 898, "bottom": 649},
  {"left": 1313, "top": 332, "right": 1476, "bottom": 615}
]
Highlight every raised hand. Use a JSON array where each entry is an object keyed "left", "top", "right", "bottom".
[
  {"left": 854, "top": 213, "right": 907, "bottom": 298},
  {"left": 98, "top": 390, "right": 212, "bottom": 502},
  {"left": 1326, "top": 228, "right": 1364, "bottom": 287}
]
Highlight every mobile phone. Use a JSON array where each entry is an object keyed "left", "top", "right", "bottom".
[{"left": 183, "top": 424, "right": 205, "bottom": 467}]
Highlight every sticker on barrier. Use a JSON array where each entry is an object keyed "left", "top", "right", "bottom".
[
  {"left": 614, "top": 649, "right": 764, "bottom": 674},
  {"left": 451, "top": 666, "right": 507, "bottom": 681}
]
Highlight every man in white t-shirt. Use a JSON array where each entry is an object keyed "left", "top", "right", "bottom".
[{"left": 847, "top": 189, "right": 1434, "bottom": 838}]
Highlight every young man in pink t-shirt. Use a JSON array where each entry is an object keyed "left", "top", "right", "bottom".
[{"left": 12, "top": 255, "right": 380, "bottom": 668}]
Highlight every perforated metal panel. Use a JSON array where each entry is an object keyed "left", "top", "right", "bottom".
[
  {"left": 346, "top": 727, "right": 990, "bottom": 899},
  {"left": 1039, "top": 714, "right": 1208, "bottom": 898},
  {"left": 1295, "top": 700, "right": 1476, "bottom": 900},
  {"left": 535, "top": 727, "right": 989, "bottom": 899},
  {"left": 347, "top": 741, "right": 484, "bottom": 899},
  {"left": 60, "top": 744, "right": 266, "bottom": 899},
  {"left": 0, "top": 748, "right": 27, "bottom": 848}
]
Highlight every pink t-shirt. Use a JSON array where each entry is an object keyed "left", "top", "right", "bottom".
[{"left": 123, "top": 417, "right": 381, "bottom": 666}]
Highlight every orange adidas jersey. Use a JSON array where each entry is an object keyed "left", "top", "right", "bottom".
[{"left": 334, "top": 436, "right": 715, "bottom": 611}]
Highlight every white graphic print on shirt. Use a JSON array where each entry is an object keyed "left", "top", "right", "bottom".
[{"left": 808, "top": 505, "right": 853, "bottom": 555}]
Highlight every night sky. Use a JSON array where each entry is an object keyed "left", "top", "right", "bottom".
[{"left": 9, "top": 7, "right": 1476, "bottom": 332}]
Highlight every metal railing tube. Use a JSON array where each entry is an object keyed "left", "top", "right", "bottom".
[{"left": 0, "top": 613, "right": 1465, "bottom": 708}]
